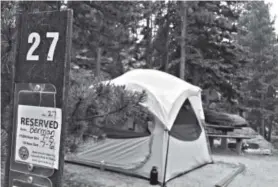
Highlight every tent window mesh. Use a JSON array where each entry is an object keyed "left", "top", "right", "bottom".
[
  {"left": 170, "top": 99, "right": 202, "bottom": 141},
  {"left": 100, "top": 117, "right": 153, "bottom": 139}
]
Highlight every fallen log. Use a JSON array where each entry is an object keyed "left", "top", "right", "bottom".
[{"left": 215, "top": 163, "right": 245, "bottom": 187}]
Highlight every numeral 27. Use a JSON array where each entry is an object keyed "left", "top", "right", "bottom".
[{"left": 26, "top": 32, "right": 59, "bottom": 61}]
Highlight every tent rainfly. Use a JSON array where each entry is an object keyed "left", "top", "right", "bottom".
[{"left": 66, "top": 69, "right": 213, "bottom": 185}]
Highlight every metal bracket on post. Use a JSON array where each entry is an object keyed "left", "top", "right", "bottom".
[{"left": 8, "top": 83, "right": 58, "bottom": 187}]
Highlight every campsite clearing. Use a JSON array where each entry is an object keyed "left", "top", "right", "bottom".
[
  {"left": 63, "top": 160, "right": 237, "bottom": 187},
  {"left": 62, "top": 152, "right": 278, "bottom": 187},
  {"left": 66, "top": 69, "right": 213, "bottom": 184},
  {"left": 212, "top": 152, "right": 278, "bottom": 187}
]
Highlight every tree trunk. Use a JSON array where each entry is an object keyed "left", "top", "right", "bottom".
[
  {"left": 179, "top": 1, "right": 187, "bottom": 80},
  {"left": 96, "top": 47, "right": 102, "bottom": 77},
  {"left": 267, "top": 123, "right": 272, "bottom": 142},
  {"left": 261, "top": 117, "right": 265, "bottom": 137},
  {"left": 146, "top": 16, "right": 152, "bottom": 67},
  {"left": 164, "top": 41, "right": 169, "bottom": 72},
  {"left": 57, "top": 1, "right": 61, "bottom": 10},
  {"left": 260, "top": 91, "right": 265, "bottom": 138},
  {"left": 164, "top": 1, "right": 170, "bottom": 73},
  {"left": 192, "top": 66, "right": 201, "bottom": 85}
]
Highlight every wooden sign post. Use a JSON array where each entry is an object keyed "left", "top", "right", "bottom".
[{"left": 4, "top": 9, "right": 73, "bottom": 187}]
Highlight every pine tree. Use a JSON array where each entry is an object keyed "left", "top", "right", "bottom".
[
  {"left": 237, "top": 1, "right": 278, "bottom": 139},
  {"left": 150, "top": 1, "right": 249, "bottom": 111}
]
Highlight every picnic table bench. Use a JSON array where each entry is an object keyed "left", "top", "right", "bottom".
[
  {"left": 205, "top": 124, "right": 243, "bottom": 149},
  {"left": 205, "top": 124, "right": 242, "bottom": 131},
  {"left": 207, "top": 134, "right": 254, "bottom": 154}
]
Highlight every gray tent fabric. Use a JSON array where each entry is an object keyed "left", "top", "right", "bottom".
[{"left": 67, "top": 135, "right": 154, "bottom": 170}]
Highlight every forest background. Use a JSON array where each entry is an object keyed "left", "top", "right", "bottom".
[{"left": 1, "top": 1, "right": 278, "bottom": 152}]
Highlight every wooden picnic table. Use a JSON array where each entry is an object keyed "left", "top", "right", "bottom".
[
  {"left": 207, "top": 134, "right": 254, "bottom": 154},
  {"left": 205, "top": 124, "right": 253, "bottom": 154},
  {"left": 205, "top": 124, "right": 242, "bottom": 149}
]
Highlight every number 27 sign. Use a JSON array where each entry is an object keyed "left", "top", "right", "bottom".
[
  {"left": 15, "top": 10, "right": 70, "bottom": 68},
  {"left": 27, "top": 32, "right": 59, "bottom": 61},
  {"left": 13, "top": 10, "right": 72, "bottom": 83}
]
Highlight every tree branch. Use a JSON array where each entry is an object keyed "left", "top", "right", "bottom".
[
  {"left": 74, "top": 103, "right": 129, "bottom": 121},
  {"left": 71, "top": 97, "right": 84, "bottom": 118}
]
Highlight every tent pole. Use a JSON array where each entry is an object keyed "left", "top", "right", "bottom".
[{"left": 162, "top": 130, "right": 170, "bottom": 187}]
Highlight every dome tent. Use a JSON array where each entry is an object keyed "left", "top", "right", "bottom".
[{"left": 66, "top": 69, "right": 212, "bottom": 185}]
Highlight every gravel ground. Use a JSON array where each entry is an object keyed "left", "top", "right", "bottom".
[
  {"left": 63, "top": 161, "right": 237, "bottom": 187},
  {"left": 63, "top": 149, "right": 278, "bottom": 187},
  {"left": 166, "top": 161, "right": 237, "bottom": 187},
  {"left": 2, "top": 152, "right": 278, "bottom": 187},
  {"left": 212, "top": 152, "right": 278, "bottom": 187},
  {"left": 62, "top": 133, "right": 278, "bottom": 187},
  {"left": 2, "top": 129, "right": 278, "bottom": 187}
]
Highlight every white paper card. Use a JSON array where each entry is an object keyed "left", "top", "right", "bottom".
[{"left": 15, "top": 105, "right": 62, "bottom": 169}]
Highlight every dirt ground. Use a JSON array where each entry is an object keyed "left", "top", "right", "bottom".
[
  {"left": 62, "top": 134, "right": 278, "bottom": 187},
  {"left": 2, "top": 132, "right": 278, "bottom": 187},
  {"left": 212, "top": 151, "right": 278, "bottom": 187},
  {"left": 63, "top": 160, "right": 237, "bottom": 187},
  {"left": 62, "top": 151, "right": 278, "bottom": 187},
  {"left": 2, "top": 151, "right": 278, "bottom": 187}
]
